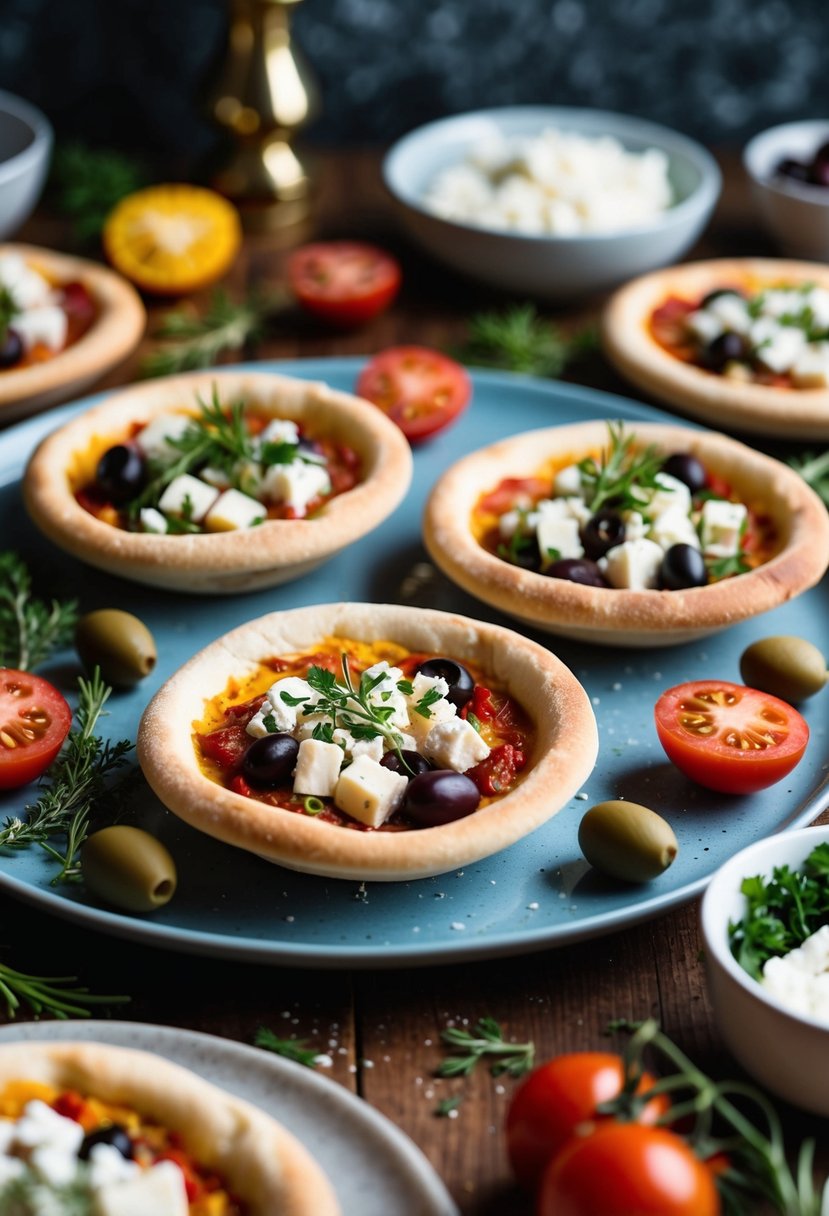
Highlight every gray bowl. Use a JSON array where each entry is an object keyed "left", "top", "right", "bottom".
[
  {"left": 0, "top": 90, "right": 52, "bottom": 239},
  {"left": 384, "top": 106, "right": 721, "bottom": 302},
  {"left": 743, "top": 119, "right": 829, "bottom": 260}
]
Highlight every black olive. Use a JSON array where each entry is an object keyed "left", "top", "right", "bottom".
[
  {"left": 775, "top": 157, "right": 812, "bottom": 185},
  {"left": 0, "top": 328, "right": 23, "bottom": 369},
  {"left": 415, "top": 658, "right": 474, "bottom": 709},
  {"left": 699, "top": 288, "right": 744, "bottom": 308},
  {"left": 298, "top": 437, "right": 325, "bottom": 458},
  {"left": 404, "top": 770, "right": 481, "bottom": 827},
  {"left": 241, "top": 733, "right": 299, "bottom": 786},
  {"left": 95, "top": 444, "right": 147, "bottom": 504},
  {"left": 79, "top": 1124, "right": 134, "bottom": 1161},
  {"left": 661, "top": 452, "right": 707, "bottom": 495},
  {"left": 580, "top": 509, "right": 625, "bottom": 560},
  {"left": 380, "top": 749, "right": 432, "bottom": 779},
  {"left": 543, "top": 558, "right": 608, "bottom": 587},
  {"left": 659, "top": 544, "right": 708, "bottom": 590},
  {"left": 702, "top": 331, "right": 747, "bottom": 372}
]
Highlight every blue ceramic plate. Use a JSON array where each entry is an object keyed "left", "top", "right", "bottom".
[{"left": 1, "top": 359, "right": 827, "bottom": 968}]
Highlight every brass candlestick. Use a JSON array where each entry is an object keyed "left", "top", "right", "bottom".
[{"left": 210, "top": 0, "right": 320, "bottom": 227}]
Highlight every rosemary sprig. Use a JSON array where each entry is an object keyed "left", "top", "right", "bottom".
[
  {"left": 434, "top": 1095, "right": 463, "bottom": 1117},
  {"left": 49, "top": 143, "right": 147, "bottom": 242},
  {"left": 0, "top": 285, "right": 19, "bottom": 346},
  {"left": 303, "top": 656, "right": 408, "bottom": 759},
  {"left": 141, "top": 288, "right": 289, "bottom": 378},
  {"left": 436, "top": 1017, "right": 535, "bottom": 1078},
  {"left": 455, "top": 304, "right": 598, "bottom": 377},
  {"left": 578, "top": 421, "right": 664, "bottom": 515},
  {"left": 0, "top": 552, "right": 78, "bottom": 671},
  {"left": 0, "top": 669, "right": 133, "bottom": 882},
  {"left": 788, "top": 449, "right": 829, "bottom": 509},
  {"left": 254, "top": 1026, "right": 320, "bottom": 1068},
  {"left": 0, "top": 962, "right": 128, "bottom": 1020}
]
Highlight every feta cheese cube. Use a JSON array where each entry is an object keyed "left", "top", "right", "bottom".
[
  {"left": 706, "top": 293, "right": 751, "bottom": 334},
  {"left": 266, "top": 677, "right": 317, "bottom": 729},
  {"left": 233, "top": 459, "right": 265, "bottom": 499},
  {"left": 498, "top": 508, "right": 536, "bottom": 540},
  {"left": 645, "top": 472, "right": 692, "bottom": 520},
  {"left": 13, "top": 304, "right": 68, "bottom": 352},
  {"left": 334, "top": 755, "right": 408, "bottom": 827},
  {"left": 535, "top": 497, "right": 583, "bottom": 561},
  {"left": 293, "top": 739, "right": 343, "bottom": 797},
  {"left": 600, "top": 538, "right": 663, "bottom": 590},
  {"left": 685, "top": 309, "right": 723, "bottom": 346},
  {"left": 350, "top": 735, "right": 385, "bottom": 763},
  {"left": 807, "top": 286, "right": 829, "bottom": 329},
  {"left": 14, "top": 1101, "right": 84, "bottom": 1153},
  {"left": 752, "top": 320, "right": 806, "bottom": 373},
  {"left": 262, "top": 460, "right": 331, "bottom": 515},
  {"left": 699, "top": 499, "right": 747, "bottom": 558},
  {"left": 139, "top": 507, "right": 168, "bottom": 534},
  {"left": 360, "top": 661, "right": 410, "bottom": 728},
  {"left": 648, "top": 506, "right": 700, "bottom": 552},
  {"left": 258, "top": 418, "right": 300, "bottom": 447},
  {"left": 135, "top": 413, "right": 194, "bottom": 460},
  {"left": 406, "top": 688, "right": 456, "bottom": 745},
  {"left": 621, "top": 510, "right": 648, "bottom": 542},
  {"left": 32, "top": 1143, "right": 80, "bottom": 1187},
  {"left": 244, "top": 700, "right": 275, "bottom": 739},
  {"left": 200, "top": 465, "right": 232, "bottom": 490},
  {"left": 94, "top": 1160, "right": 189, "bottom": 1216},
  {"left": 0, "top": 253, "right": 51, "bottom": 307},
  {"left": 157, "top": 474, "right": 218, "bottom": 523},
  {"left": 294, "top": 712, "right": 333, "bottom": 741},
  {"left": 423, "top": 717, "right": 490, "bottom": 772},
  {"left": 792, "top": 342, "right": 829, "bottom": 388},
  {"left": 88, "top": 1142, "right": 141, "bottom": 1188},
  {"left": 204, "top": 488, "right": 265, "bottom": 532}
]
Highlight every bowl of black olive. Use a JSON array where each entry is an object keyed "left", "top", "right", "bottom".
[{"left": 744, "top": 119, "right": 829, "bottom": 260}]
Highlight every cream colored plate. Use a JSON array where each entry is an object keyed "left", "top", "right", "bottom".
[
  {"left": 603, "top": 257, "right": 829, "bottom": 440},
  {"left": 0, "top": 243, "right": 145, "bottom": 423}
]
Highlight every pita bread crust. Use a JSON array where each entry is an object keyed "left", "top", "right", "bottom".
[
  {"left": 0, "top": 244, "right": 145, "bottom": 423},
  {"left": 603, "top": 257, "right": 829, "bottom": 439},
  {"left": 423, "top": 419, "right": 829, "bottom": 647},
  {"left": 137, "top": 603, "right": 598, "bottom": 881},
  {"left": 0, "top": 1040, "right": 339, "bottom": 1216},
  {"left": 23, "top": 369, "right": 413, "bottom": 593}
]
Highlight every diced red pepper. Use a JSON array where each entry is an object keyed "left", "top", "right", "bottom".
[
  {"left": 466, "top": 685, "right": 496, "bottom": 723},
  {"left": 198, "top": 724, "right": 250, "bottom": 769},
  {"left": 52, "top": 1091, "right": 88, "bottom": 1122},
  {"left": 229, "top": 773, "right": 254, "bottom": 797},
  {"left": 467, "top": 743, "right": 526, "bottom": 796},
  {"left": 478, "top": 477, "right": 549, "bottom": 515}
]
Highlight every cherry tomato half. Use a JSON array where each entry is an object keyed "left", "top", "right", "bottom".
[
  {"left": 0, "top": 669, "right": 72, "bottom": 790},
  {"left": 506, "top": 1052, "right": 668, "bottom": 1190},
  {"left": 287, "top": 241, "right": 401, "bottom": 328},
  {"left": 538, "top": 1122, "right": 721, "bottom": 1216},
  {"left": 654, "top": 680, "right": 809, "bottom": 795},
  {"left": 356, "top": 346, "right": 471, "bottom": 443}
]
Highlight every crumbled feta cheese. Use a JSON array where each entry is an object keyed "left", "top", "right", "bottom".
[
  {"left": 498, "top": 508, "right": 536, "bottom": 540},
  {"left": 139, "top": 507, "right": 168, "bottom": 534},
  {"left": 406, "top": 688, "right": 456, "bottom": 744},
  {"left": 705, "top": 293, "right": 751, "bottom": 334},
  {"left": 293, "top": 739, "right": 343, "bottom": 797},
  {"left": 0, "top": 253, "right": 51, "bottom": 308},
  {"left": 761, "top": 925, "right": 829, "bottom": 1022},
  {"left": 621, "top": 510, "right": 649, "bottom": 542},
  {"left": 699, "top": 499, "right": 746, "bottom": 558},
  {"left": 536, "top": 497, "right": 583, "bottom": 561},
  {"left": 200, "top": 465, "right": 232, "bottom": 490},
  {"left": 334, "top": 755, "right": 408, "bottom": 828},
  {"left": 360, "top": 662, "right": 409, "bottom": 728},
  {"left": 423, "top": 717, "right": 490, "bottom": 772},
  {"left": 261, "top": 460, "right": 331, "bottom": 515},
  {"left": 204, "top": 488, "right": 264, "bottom": 532},
  {"left": 13, "top": 305, "right": 68, "bottom": 352},
  {"left": 601, "top": 538, "right": 663, "bottom": 590},
  {"left": 157, "top": 474, "right": 218, "bottom": 523},
  {"left": 646, "top": 472, "right": 692, "bottom": 520},
  {"left": 94, "top": 1160, "right": 189, "bottom": 1216},
  {"left": 135, "top": 413, "right": 193, "bottom": 460},
  {"left": 791, "top": 342, "right": 829, "bottom": 388},
  {"left": 31, "top": 1144, "right": 80, "bottom": 1187},
  {"left": 751, "top": 318, "right": 806, "bottom": 373},
  {"left": 88, "top": 1141, "right": 141, "bottom": 1188},
  {"left": 685, "top": 309, "right": 723, "bottom": 345},
  {"left": 13, "top": 1101, "right": 84, "bottom": 1153},
  {"left": 258, "top": 418, "right": 300, "bottom": 447},
  {"left": 648, "top": 505, "right": 700, "bottom": 551}
]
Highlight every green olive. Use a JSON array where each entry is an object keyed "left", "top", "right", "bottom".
[
  {"left": 739, "top": 635, "right": 828, "bottom": 704},
  {"left": 578, "top": 800, "right": 678, "bottom": 884},
  {"left": 75, "top": 609, "right": 157, "bottom": 688},
  {"left": 81, "top": 826, "right": 177, "bottom": 913}
]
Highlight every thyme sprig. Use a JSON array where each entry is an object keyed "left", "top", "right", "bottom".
[
  {"left": 788, "top": 448, "right": 829, "bottom": 510},
  {"left": 254, "top": 1027, "right": 321, "bottom": 1069},
  {"left": 578, "top": 421, "right": 664, "bottom": 515},
  {"left": 455, "top": 304, "right": 598, "bottom": 377},
  {"left": 0, "top": 552, "right": 78, "bottom": 671},
  {"left": 141, "top": 288, "right": 289, "bottom": 378},
  {"left": 436, "top": 1017, "right": 535, "bottom": 1078},
  {"left": 0, "top": 962, "right": 128, "bottom": 1020},
  {"left": 0, "top": 669, "right": 133, "bottom": 882}
]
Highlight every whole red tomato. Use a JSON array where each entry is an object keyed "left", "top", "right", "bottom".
[
  {"left": 537, "top": 1122, "right": 721, "bottom": 1216},
  {"left": 506, "top": 1052, "right": 668, "bottom": 1190}
]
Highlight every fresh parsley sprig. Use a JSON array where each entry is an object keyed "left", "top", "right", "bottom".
[
  {"left": 0, "top": 552, "right": 78, "bottom": 671},
  {"left": 455, "top": 304, "right": 598, "bottom": 378},
  {"left": 729, "top": 843, "right": 829, "bottom": 981},
  {"left": 0, "top": 962, "right": 128, "bottom": 1020},
  {"left": 436, "top": 1017, "right": 535, "bottom": 1079},
  {"left": 141, "top": 288, "right": 289, "bottom": 378},
  {"left": 0, "top": 669, "right": 133, "bottom": 882},
  {"left": 578, "top": 421, "right": 664, "bottom": 515},
  {"left": 254, "top": 1026, "right": 321, "bottom": 1068},
  {"left": 304, "top": 656, "right": 408, "bottom": 757},
  {"left": 788, "top": 448, "right": 829, "bottom": 510}
]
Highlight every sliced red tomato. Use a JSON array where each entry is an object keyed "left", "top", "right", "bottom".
[
  {"left": 506, "top": 1052, "right": 668, "bottom": 1190},
  {"left": 355, "top": 346, "right": 471, "bottom": 443},
  {"left": 0, "top": 669, "right": 72, "bottom": 789},
  {"left": 59, "top": 280, "right": 97, "bottom": 344},
  {"left": 654, "top": 680, "right": 809, "bottom": 795},
  {"left": 538, "top": 1122, "right": 720, "bottom": 1216},
  {"left": 477, "top": 477, "right": 549, "bottom": 515},
  {"left": 287, "top": 241, "right": 401, "bottom": 328},
  {"left": 468, "top": 743, "right": 525, "bottom": 796}
]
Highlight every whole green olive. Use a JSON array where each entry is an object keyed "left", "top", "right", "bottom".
[
  {"left": 81, "top": 826, "right": 177, "bottom": 913},
  {"left": 75, "top": 609, "right": 157, "bottom": 688},
  {"left": 739, "top": 636, "right": 828, "bottom": 704},
  {"left": 578, "top": 800, "right": 678, "bottom": 884}
]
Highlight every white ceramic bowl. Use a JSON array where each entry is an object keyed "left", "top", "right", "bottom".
[
  {"left": 0, "top": 91, "right": 52, "bottom": 239},
  {"left": 383, "top": 106, "right": 721, "bottom": 301},
  {"left": 701, "top": 825, "right": 829, "bottom": 1115},
  {"left": 743, "top": 120, "right": 829, "bottom": 260}
]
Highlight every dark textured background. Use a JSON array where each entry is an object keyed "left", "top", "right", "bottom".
[{"left": 1, "top": 0, "right": 828, "bottom": 168}]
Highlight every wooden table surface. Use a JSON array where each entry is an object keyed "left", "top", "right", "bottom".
[{"left": 5, "top": 149, "right": 828, "bottom": 1213}]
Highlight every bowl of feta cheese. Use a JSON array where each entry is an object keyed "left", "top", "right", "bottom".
[
  {"left": 701, "top": 826, "right": 829, "bottom": 1116},
  {"left": 383, "top": 106, "right": 721, "bottom": 301}
]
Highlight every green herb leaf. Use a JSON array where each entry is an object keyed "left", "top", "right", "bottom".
[
  {"left": 49, "top": 142, "right": 148, "bottom": 242},
  {"left": 0, "top": 962, "right": 129, "bottom": 1021},
  {"left": 414, "top": 687, "right": 443, "bottom": 719},
  {"left": 254, "top": 1026, "right": 320, "bottom": 1068},
  {"left": 436, "top": 1018, "right": 535, "bottom": 1079},
  {"left": 788, "top": 448, "right": 829, "bottom": 510},
  {"left": 729, "top": 844, "right": 829, "bottom": 980},
  {"left": 455, "top": 304, "right": 597, "bottom": 377},
  {"left": 0, "top": 285, "right": 20, "bottom": 346},
  {"left": 262, "top": 713, "right": 277, "bottom": 734},
  {"left": 0, "top": 552, "right": 78, "bottom": 671},
  {"left": 434, "top": 1095, "right": 462, "bottom": 1117},
  {"left": 142, "top": 287, "right": 289, "bottom": 378},
  {"left": 578, "top": 421, "right": 664, "bottom": 515}
]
